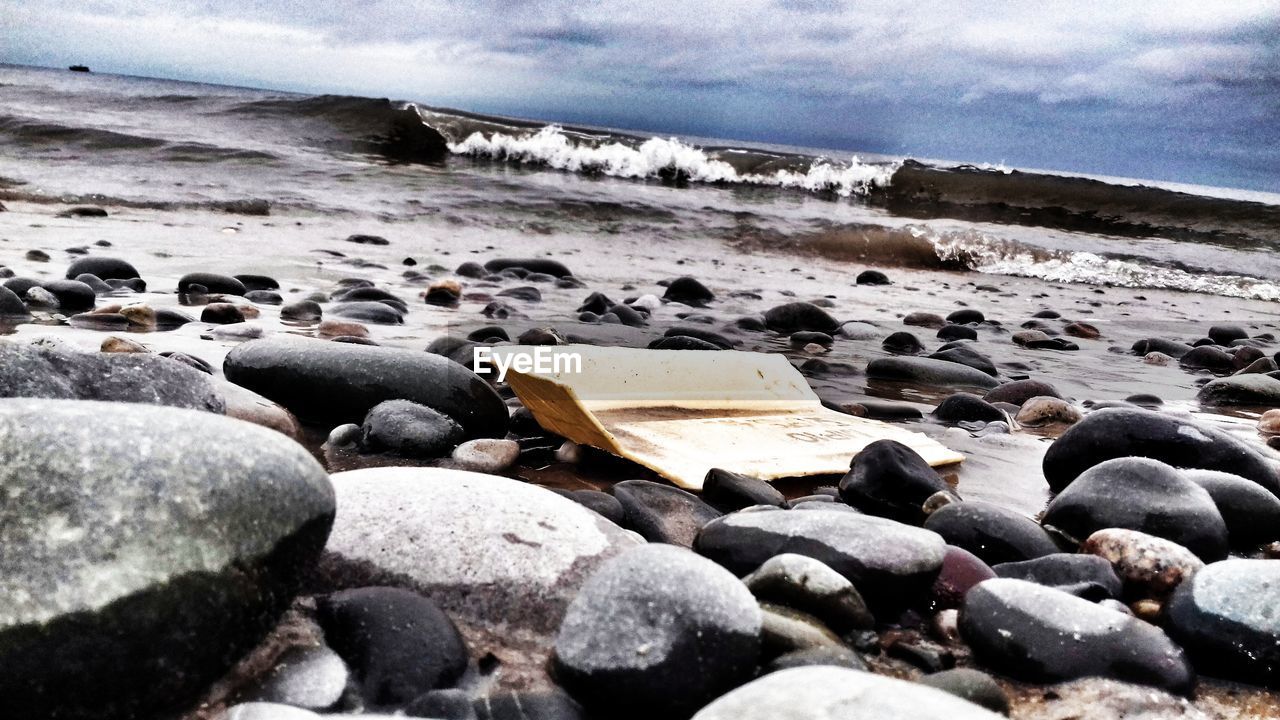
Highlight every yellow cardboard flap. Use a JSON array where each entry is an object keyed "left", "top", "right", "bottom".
[{"left": 501, "top": 345, "right": 963, "bottom": 490}]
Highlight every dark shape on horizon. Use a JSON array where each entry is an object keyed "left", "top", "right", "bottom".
[{"left": 68, "top": 65, "right": 90, "bottom": 73}]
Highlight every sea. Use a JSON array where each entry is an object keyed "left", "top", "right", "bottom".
[{"left": 3, "top": 63, "right": 1280, "bottom": 302}]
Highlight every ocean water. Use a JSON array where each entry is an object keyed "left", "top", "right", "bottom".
[{"left": 3, "top": 63, "right": 1280, "bottom": 301}]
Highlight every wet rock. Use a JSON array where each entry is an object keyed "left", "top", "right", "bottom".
[
  {"left": 329, "top": 300, "right": 404, "bottom": 324},
  {"left": 552, "top": 544, "right": 761, "bottom": 718},
  {"left": 919, "top": 668, "right": 1010, "bottom": 716},
  {"left": 223, "top": 337, "right": 507, "bottom": 436},
  {"left": 924, "top": 502, "right": 1058, "bottom": 565},
  {"left": 695, "top": 508, "right": 946, "bottom": 614},
  {"left": 202, "top": 302, "right": 246, "bottom": 324},
  {"left": 1197, "top": 373, "right": 1280, "bottom": 406},
  {"left": 40, "top": 279, "right": 95, "bottom": 311},
  {"left": 1041, "top": 457, "right": 1229, "bottom": 561},
  {"left": 983, "top": 379, "right": 1060, "bottom": 406},
  {"left": 245, "top": 290, "right": 283, "bottom": 305},
  {"left": 938, "top": 323, "right": 978, "bottom": 341},
  {"left": 691, "top": 666, "right": 1005, "bottom": 720},
  {"left": 219, "top": 379, "right": 302, "bottom": 439},
  {"left": 178, "top": 272, "right": 246, "bottom": 296},
  {"left": 882, "top": 330, "right": 925, "bottom": 354},
  {"left": 947, "top": 308, "right": 984, "bottom": 324},
  {"left": 1082, "top": 528, "right": 1203, "bottom": 601},
  {"left": 1042, "top": 407, "right": 1280, "bottom": 496},
  {"left": 0, "top": 341, "right": 224, "bottom": 412},
  {"left": 317, "top": 319, "right": 368, "bottom": 338},
  {"left": 702, "top": 468, "right": 787, "bottom": 512},
  {"left": 759, "top": 603, "right": 842, "bottom": 654},
  {"left": 663, "top": 276, "right": 715, "bottom": 306},
  {"left": 932, "top": 393, "right": 1004, "bottom": 424},
  {"left": 929, "top": 345, "right": 998, "bottom": 377},
  {"left": 451, "top": 438, "right": 521, "bottom": 473},
  {"left": 235, "top": 274, "right": 280, "bottom": 292},
  {"left": 663, "top": 326, "right": 735, "bottom": 349},
  {"left": 0, "top": 400, "right": 334, "bottom": 720},
  {"left": 556, "top": 489, "right": 626, "bottom": 526},
  {"left": 1015, "top": 395, "right": 1081, "bottom": 426},
  {"left": 0, "top": 285, "right": 31, "bottom": 317},
  {"left": 651, "top": 335, "right": 722, "bottom": 350},
  {"left": 612, "top": 479, "right": 722, "bottom": 547},
  {"left": 101, "top": 335, "right": 148, "bottom": 353},
  {"left": 484, "top": 258, "right": 573, "bottom": 278},
  {"left": 317, "top": 587, "right": 467, "bottom": 706},
  {"left": 65, "top": 256, "right": 140, "bottom": 280},
  {"left": 1064, "top": 321, "right": 1100, "bottom": 339},
  {"left": 839, "top": 439, "right": 948, "bottom": 523},
  {"left": 1133, "top": 338, "right": 1194, "bottom": 358},
  {"left": 867, "top": 356, "right": 1000, "bottom": 389},
  {"left": 1182, "top": 469, "right": 1280, "bottom": 548},
  {"left": 763, "top": 301, "right": 840, "bottom": 334},
  {"left": 312, "top": 468, "right": 639, "bottom": 692},
  {"left": 608, "top": 303, "right": 647, "bottom": 327},
  {"left": 1167, "top": 559, "right": 1280, "bottom": 687},
  {"left": 1179, "top": 345, "right": 1235, "bottom": 372},
  {"left": 24, "top": 249, "right": 50, "bottom": 262},
  {"left": 498, "top": 285, "right": 542, "bottom": 303},
  {"left": 763, "top": 645, "right": 867, "bottom": 673},
  {"left": 361, "top": 399, "right": 464, "bottom": 458},
  {"left": 960, "top": 579, "right": 1193, "bottom": 694},
  {"left": 345, "top": 233, "right": 390, "bottom": 245},
  {"left": 239, "top": 645, "right": 347, "bottom": 711},
  {"left": 790, "top": 330, "right": 833, "bottom": 348},
  {"left": 856, "top": 269, "right": 891, "bottom": 285},
  {"left": 904, "top": 311, "right": 947, "bottom": 328},
  {"left": 929, "top": 545, "right": 996, "bottom": 610},
  {"left": 1208, "top": 325, "right": 1249, "bottom": 345},
  {"left": 742, "top": 553, "right": 874, "bottom": 634},
  {"left": 992, "top": 554, "right": 1123, "bottom": 601}
]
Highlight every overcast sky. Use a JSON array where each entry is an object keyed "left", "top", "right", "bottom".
[{"left": 5, "top": 0, "right": 1280, "bottom": 190}]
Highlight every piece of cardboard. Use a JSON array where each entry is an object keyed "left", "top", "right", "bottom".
[{"left": 501, "top": 345, "right": 963, "bottom": 490}]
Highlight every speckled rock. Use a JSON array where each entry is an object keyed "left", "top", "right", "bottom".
[
  {"left": 1083, "top": 528, "right": 1203, "bottom": 601},
  {"left": 1167, "top": 559, "right": 1280, "bottom": 686},
  {"left": 696, "top": 508, "right": 946, "bottom": 614},
  {"left": 553, "top": 544, "right": 761, "bottom": 718},
  {"left": 691, "top": 666, "right": 1004, "bottom": 720},
  {"left": 310, "top": 468, "right": 640, "bottom": 692},
  {"left": 0, "top": 400, "right": 334, "bottom": 720},
  {"left": 452, "top": 438, "right": 521, "bottom": 473},
  {"left": 960, "top": 579, "right": 1194, "bottom": 694}
]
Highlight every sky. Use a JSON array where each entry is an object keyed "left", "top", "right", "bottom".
[{"left": 4, "top": 0, "right": 1280, "bottom": 191}]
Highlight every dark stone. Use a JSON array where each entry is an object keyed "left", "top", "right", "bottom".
[
  {"left": 576, "top": 292, "right": 612, "bottom": 315},
  {"left": 904, "top": 312, "right": 947, "bottom": 328},
  {"left": 1198, "top": 374, "right": 1280, "bottom": 406},
  {"left": 280, "top": 301, "right": 323, "bottom": 322},
  {"left": 1167, "top": 559, "right": 1280, "bottom": 687},
  {"left": 1208, "top": 325, "right": 1249, "bottom": 345},
  {"left": 742, "top": 553, "right": 874, "bottom": 634},
  {"left": 960, "top": 579, "right": 1194, "bottom": 694},
  {"left": 929, "top": 346, "right": 998, "bottom": 377},
  {"left": 983, "top": 379, "right": 1060, "bottom": 406},
  {"left": 763, "top": 646, "right": 868, "bottom": 673},
  {"left": 484, "top": 258, "right": 573, "bottom": 278},
  {"left": 650, "top": 335, "right": 722, "bottom": 351},
  {"left": 937, "top": 324, "right": 977, "bottom": 341},
  {"left": 842, "top": 400, "right": 924, "bottom": 421},
  {"left": 497, "top": 286, "right": 542, "bottom": 302},
  {"left": 65, "top": 256, "right": 140, "bottom": 281},
  {"left": 932, "top": 394, "right": 1004, "bottom": 424},
  {"left": 472, "top": 689, "right": 587, "bottom": 720},
  {"left": 919, "top": 668, "right": 1011, "bottom": 716},
  {"left": 468, "top": 326, "right": 510, "bottom": 343},
  {"left": 1041, "top": 407, "right": 1280, "bottom": 496},
  {"left": 839, "top": 439, "right": 948, "bottom": 522},
  {"left": 0, "top": 286, "right": 31, "bottom": 317},
  {"left": 925, "top": 502, "right": 1058, "bottom": 566},
  {"left": 702, "top": 468, "right": 787, "bottom": 512},
  {"left": 555, "top": 489, "right": 626, "bottom": 526},
  {"left": 317, "top": 587, "right": 468, "bottom": 706},
  {"left": 1041, "top": 457, "right": 1229, "bottom": 561},
  {"left": 790, "top": 330, "right": 833, "bottom": 348},
  {"left": 664, "top": 276, "right": 715, "bottom": 306},
  {"left": 1179, "top": 345, "right": 1235, "bottom": 372},
  {"left": 223, "top": 337, "right": 508, "bottom": 436},
  {"left": 361, "top": 400, "right": 465, "bottom": 458},
  {"left": 612, "top": 479, "right": 722, "bottom": 547},
  {"left": 406, "top": 689, "right": 476, "bottom": 719},
  {"left": 0, "top": 342, "right": 224, "bottom": 412},
  {"left": 72, "top": 273, "right": 112, "bottom": 294},
  {"left": 663, "top": 326, "right": 735, "bottom": 349},
  {"left": 244, "top": 290, "right": 283, "bottom": 305},
  {"left": 58, "top": 206, "right": 108, "bottom": 217},
  {"left": 993, "top": 554, "right": 1123, "bottom": 601},
  {"left": 929, "top": 545, "right": 996, "bottom": 611},
  {"left": 0, "top": 399, "right": 334, "bottom": 720},
  {"left": 178, "top": 272, "right": 246, "bottom": 296},
  {"left": 866, "top": 357, "right": 1000, "bottom": 389},
  {"left": 856, "top": 270, "right": 891, "bottom": 285},
  {"left": 882, "top": 331, "right": 924, "bottom": 354},
  {"left": 235, "top": 274, "right": 280, "bottom": 292},
  {"left": 1132, "top": 338, "right": 1194, "bottom": 358},
  {"left": 202, "top": 302, "right": 246, "bottom": 324},
  {"left": 552, "top": 545, "right": 761, "bottom": 718},
  {"left": 345, "top": 234, "right": 390, "bottom": 245},
  {"left": 329, "top": 301, "right": 405, "bottom": 325},
  {"left": 763, "top": 302, "right": 840, "bottom": 334},
  {"left": 695, "top": 508, "right": 946, "bottom": 615},
  {"left": 608, "top": 303, "right": 647, "bottom": 327},
  {"left": 946, "top": 309, "right": 984, "bottom": 324},
  {"left": 456, "top": 261, "right": 487, "bottom": 278},
  {"left": 334, "top": 287, "right": 407, "bottom": 310},
  {"left": 1182, "top": 470, "right": 1280, "bottom": 548}
]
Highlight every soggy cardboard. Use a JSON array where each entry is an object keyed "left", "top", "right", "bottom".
[{"left": 501, "top": 345, "right": 963, "bottom": 490}]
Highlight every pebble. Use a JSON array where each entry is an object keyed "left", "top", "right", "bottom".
[
  {"left": 553, "top": 544, "right": 761, "bottom": 717},
  {"left": 101, "top": 335, "right": 148, "bottom": 353},
  {"left": 960, "top": 579, "right": 1193, "bottom": 694},
  {"left": 1014, "top": 395, "right": 1081, "bottom": 426},
  {"left": 555, "top": 489, "right": 626, "bottom": 526},
  {"left": 938, "top": 323, "right": 978, "bottom": 341},
  {"left": 1041, "top": 457, "right": 1229, "bottom": 561},
  {"left": 317, "top": 318, "right": 369, "bottom": 338},
  {"left": 741, "top": 553, "right": 874, "bottom": 634},
  {"left": 947, "top": 308, "right": 984, "bottom": 324},
  {"left": 0, "top": 399, "right": 334, "bottom": 718},
  {"left": 1041, "top": 406, "right": 1280, "bottom": 495},
  {"left": 40, "top": 279, "right": 96, "bottom": 311},
  {"left": 663, "top": 276, "right": 715, "bottom": 306},
  {"left": 281, "top": 300, "right": 323, "bottom": 322},
  {"left": 451, "top": 438, "right": 521, "bottom": 473},
  {"left": 762, "top": 301, "right": 840, "bottom": 334},
  {"left": 691, "top": 666, "right": 1005, "bottom": 720},
  {"left": 856, "top": 269, "right": 890, "bottom": 285},
  {"left": 993, "top": 554, "right": 1123, "bottom": 601},
  {"left": 484, "top": 258, "right": 573, "bottom": 277},
  {"left": 839, "top": 439, "right": 949, "bottom": 522},
  {"left": 1082, "top": 528, "right": 1204, "bottom": 601},
  {"left": 1167, "top": 558, "right": 1280, "bottom": 687},
  {"left": 317, "top": 587, "right": 468, "bottom": 706},
  {"left": 65, "top": 256, "right": 140, "bottom": 280},
  {"left": 1179, "top": 345, "right": 1235, "bottom": 372},
  {"left": 361, "top": 399, "right": 465, "bottom": 457},
  {"left": 0, "top": 285, "right": 31, "bottom": 316},
  {"left": 239, "top": 645, "right": 348, "bottom": 711},
  {"left": 983, "top": 378, "right": 1061, "bottom": 405},
  {"left": 179, "top": 271, "right": 246, "bottom": 295},
  {"left": 924, "top": 501, "right": 1059, "bottom": 565},
  {"left": 1197, "top": 373, "right": 1280, "bottom": 406},
  {"left": 24, "top": 285, "right": 60, "bottom": 309},
  {"left": 1182, "top": 469, "right": 1280, "bottom": 548},
  {"left": 702, "top": 468, "right": 787, "bottom": 511},
  {"left": 202, "top": 302, "right": 246, "bottom": 324},
  {"left": 329, "top": 300, "right": 405, "bottom": 324},
  {"left": 904, "top": 311, "right": 947, "bottom": 328},
  {"left": 932, "top": 393, "right": 1005, "bottom": 423},
  {"left": 867, "top": 356, "right": 1000, "bottom": 389},
  {"left": 930, "top": 345, "right": 998, "bottom": 376},
  {"left": 882, "top": 330, "right": 925, "bottom": 354},
  {"left": 612, "top": 479, "right": 723, "bottom": 546},
  {"left": 763, "top": 645, "right": 868, "bottom": 673},
  {"left": 1133, "top": 338, "right": 1194, "bottom": 358},
  {"left": 930, "top": 545, "right": 996, "bottom": 610},
  {"left": 919, "top": 668, "right": 1011, "bottom": 716},
  {"left": 759, "top": 602, "right": 843, "bottom": 653},
  {"left": 695, "top": 508, "right": 946, "bottom": 614}
]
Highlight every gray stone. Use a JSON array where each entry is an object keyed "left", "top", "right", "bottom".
[
  {"left": 1198, "top": 374, "right": 1280, "bottom": 407},
  {"left": 452, "top": 438, "right": 521, "bottom": 473},
  {"left": 361, "top": 399, "right": 464, "bottom": 457},
  {"left": 0, "top": 341, "right": 224, "bottom": 412},
  {"left": 1167, "top": 559, "right": 1280, "bottom": 687},
  {"left": 0, "top": 285, "right": 33, "bottom": 316},
  {"left": 310, "top": 468, "right": 640, "bottom": 692},
  {"left": 919, "top": 668, "right": 1010, "bottom": 716},
  {"left": 612, "top": 479, "right": 722, "bottom": 547},
  {"left": 742, "top": 553, "right": 873, "bottom": 634},
  {"left": 553, "top": 544, "right": 761, "bottom": 718},
  {"left": 762, "top": 645, "right": 867, "bottom": 674},
  {"left": 240, "top": 645, "right": 347, "bottom": 711},
  {"left": 0, "top": 399, "right": 334, "bottom": 720},
  {"left": 866, "top": 357, "right": 1000, "bottom": 389},
  {"left": 1182, "top": 469, "right": 1280, "bottom": 548},
  {"left": 691, "top": 666, "right": 1004, "bottom": 720},
  {"left": 759, "top": 603, "right": 842, "bottom": 654},
  {"left": 223, "top": 337, "right": 507, "bottom": 436},
  {"left": 224, "top": 703, "right": 321, "bottom": 720}
]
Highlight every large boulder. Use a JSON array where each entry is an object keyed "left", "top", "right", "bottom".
[
  {"left": 0, "top": 399, "right": 334, "bottom": 719},
  {"left": 1042, "top": 407, "right": 1280, "bottom": 495},
  {"left": 308, "top": 467, "right": 641, "bottom": 691},
  {"left": 223, "top": 337, "right": 507, "bottom": 436}
]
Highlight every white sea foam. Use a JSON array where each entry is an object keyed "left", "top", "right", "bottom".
[{"left": 446, "top": 125, "right": 895, "bottom": 197}]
